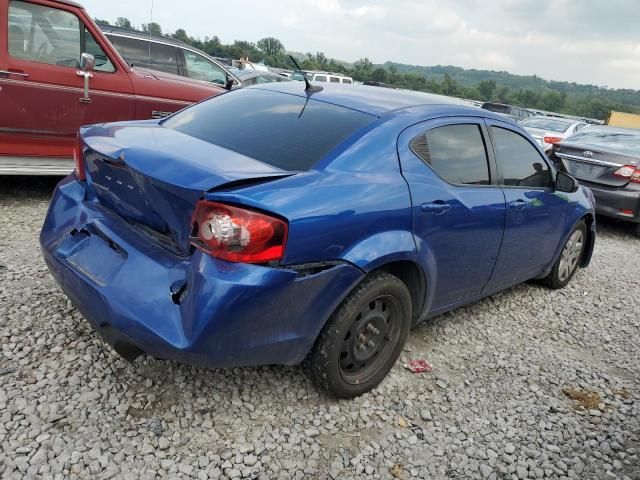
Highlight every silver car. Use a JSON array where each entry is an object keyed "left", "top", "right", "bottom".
[{"left": 520, "top": 117, "right": 587, "bottom": 153}]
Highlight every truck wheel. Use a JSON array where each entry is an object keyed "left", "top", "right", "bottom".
[
  {"left": 304, "top": 272, "right": 412, "bottom": 398},
  {"left": 542, "top": 221, "right": 587, "bottom": 289}
]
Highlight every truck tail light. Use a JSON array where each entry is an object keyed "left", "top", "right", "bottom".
[
  {"left": 74, "top": 135, "right": 86, "bottom": 181},
  {"left": 613, "top": 165, "right": 640, "bottom": 183},
  {"left": 543, "top": 136, "right": 563, "bottom": 145},
  {"left": 191, "top": 201, "right": 288, "bottom": 263}
]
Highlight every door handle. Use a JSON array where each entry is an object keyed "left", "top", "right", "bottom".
[
  {"left": 509, "top": 199, "right": 527, "bottom": 210},
  {"left": 76, "top": 70, "right": 94, "bottom": 104},
  {"left": 0, "top": 69, "right": 30, "bottom": 78},
  {"left": 421, "top": 201, "right": 451, "bottom": 214}
]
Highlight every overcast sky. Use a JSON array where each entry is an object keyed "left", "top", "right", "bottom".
[{"left": 82, "top": 0, "right": 640, "bottom": 90}]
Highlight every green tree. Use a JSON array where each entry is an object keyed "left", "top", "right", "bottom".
[
  {"left": 142, "top": 22, "right": 162, "bottom": 36},
  {"left": 478, "top": 80, "right": 496, "bottom": 100},
  {"left": 172, "top": 28, "right": 191, "bottom": 44},
  {"left": 115, "top": 17, "right": 133, "bottom": 29},
  {"left": 371, "top": 67, "right": 389, "bottom": 84},
  {"left": 256, "top": 37, "right": 285, "bottom": 57},
  {"left": 441, "top": 73, "right": 458, "bottom": 95}
]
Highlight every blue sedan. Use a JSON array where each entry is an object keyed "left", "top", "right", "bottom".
[{"left": 40, "top": 83, "right": 596, "bottom": 397}]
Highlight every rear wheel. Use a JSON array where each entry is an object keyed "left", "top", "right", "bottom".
[
  {"left": 304, "top": 272, "right": 412, "bottom": 398},
  {"left": 541, "top": 221, "right": 587, "bottom": 289},
  {"left": 634, "top": 223, "right": 640, "bottom": 238}
]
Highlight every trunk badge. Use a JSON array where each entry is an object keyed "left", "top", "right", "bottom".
[{"left": 583, "top": 151, "right": 593, "bottom": 158}]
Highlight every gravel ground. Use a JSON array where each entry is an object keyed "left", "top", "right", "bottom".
[{"left": 1, "top": 176, "right": 639, "bottom": 480}]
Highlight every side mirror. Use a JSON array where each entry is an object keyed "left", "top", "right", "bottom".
[
  {"left": 556, "top": 171, "right": 579, "bottom": 193},
  {"left": 79, "top": 52, "right": 95, "bottom": 72}
]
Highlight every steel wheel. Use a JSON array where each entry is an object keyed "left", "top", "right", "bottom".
[
  {"left": 338, "top": 295, "right": 402, "bottom": 385},
  {"left": 304, "top": 271, "right": 412, "bottom": 398},
  {"left": 558, "top": 229, "right": 584, "bottom": 282}
]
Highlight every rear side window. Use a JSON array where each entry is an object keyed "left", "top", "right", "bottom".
[
  {"left": 9, "top": 0, "right": 80, "bottom": 67},
  {"left": 410, "top": 124, "right": 491, "bottom": 185},
  {"left": 163, "top": 89, "right": 375, "bottom": 171},
  {"left": 491, "top": 127, "right": 552, "bottom": 188},
  {"left": 314, "top": 75, "right": 327, "bottom": 82},
  {"left": 107, "top": 35, "right": 178, "bottom": 74},
  {"left": 330, "top": 77, "right": 340, "bottom": 83}
]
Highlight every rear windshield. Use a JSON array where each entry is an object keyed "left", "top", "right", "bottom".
[
  {"left": 521, "top": 117, "right": 573, "bottom": 133},
  {"left": 564, "top": 128, "right": 640, "bottom": 157},
  {"left": 163, "top": 89, "right": 374, "bottom": 170},
  {"left": 482, "top": 103, "right": 510, "bottom": 114}
]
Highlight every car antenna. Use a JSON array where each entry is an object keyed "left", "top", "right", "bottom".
[{"left": 289, "top": 55, "right": 322, "bottom": 94}]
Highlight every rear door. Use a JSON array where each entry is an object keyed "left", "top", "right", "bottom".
[
  {"left": 0, "top": 0, "right": 133, "bottom": 165},
  {"left": 484, "top": 119, "right": 567, "bottom": 289},
  {"left": 398, "top": 117, "right": 506, "bottom": 310}
]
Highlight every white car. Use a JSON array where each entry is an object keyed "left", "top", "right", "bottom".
[
  {"left": 520, "top": 117, "right": 588, "bottom": 153},
  {"left": 311, "top": 72, "right": 353, "bottom": 84}
]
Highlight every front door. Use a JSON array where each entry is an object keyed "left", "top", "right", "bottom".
[
  {"left": 484, "top": 119, "right": 568, "bottom": 290},
  {"left": 0, "top": 0, "right": 133, "bottom": 166},
  {"left": 398, "top": 118, "right": 506, "bottom": 311}
]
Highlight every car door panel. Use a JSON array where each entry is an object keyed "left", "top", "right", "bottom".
[
  {"left": 0, "top": 0, "right": 133, "bottom": 159},
  {"left": 398, "top": 118, "right": 506, "bottom": 310},
  {"left": 484, "top": 119, "right": 568, "bottom": 289}
]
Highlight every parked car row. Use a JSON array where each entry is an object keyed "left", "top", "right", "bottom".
[
  {"left": 1, "top": 0, "right": 227, "bottom": 175},
  {"left": 551, "top": 126, "right": 640, "bottom": 237}
]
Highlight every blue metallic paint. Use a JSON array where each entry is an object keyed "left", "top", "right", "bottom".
[{"left": 40, "top": 86, "right": 595, "bottom": 370}]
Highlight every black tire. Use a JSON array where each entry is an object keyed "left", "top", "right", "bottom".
[
  {"left": 303, "top": 271, "right": 412, "bottom": 398},
  {"left": 634, "top": 223, "right": 640, "bottom": 239},
  {"left": 541, "top": 221, "right": 587, "bottom": 289}
]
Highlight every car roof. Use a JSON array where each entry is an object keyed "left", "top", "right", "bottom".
[
  {"left": 53, "top": 0, "right": 83, "bottom": 8},
  {"left": 252, "top": 82, "right": 474, "bottom": 117},
  {"left": 235, "top": 70, "right": 283, "bottom": 80},
  {"left": 99, "top": 23, "right": 195, "bottom": 50},
  {"left": 576, "top": 125, "right": 640, "bottom": 135}
]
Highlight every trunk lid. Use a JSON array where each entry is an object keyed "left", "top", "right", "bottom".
[
  {"left": 554, "top": 142, "right": 638, "bottom": 187},
  {"left": 80, "top": 121, "right": 292, "bottom": 253}
]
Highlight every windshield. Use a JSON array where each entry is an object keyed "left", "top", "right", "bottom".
[
  {"left": 163, "top": 89, "right": 375, "bottom": 171},
  {"left": 521, "top": 117, "right": 573, "bottom": 133},
  {"left": 563, "top": 128, "right": 640, "bottom": 157}
]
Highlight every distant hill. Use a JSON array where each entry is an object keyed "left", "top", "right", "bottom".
[{"left": 384, "top": 62, "right": 640, "bottom": 111}]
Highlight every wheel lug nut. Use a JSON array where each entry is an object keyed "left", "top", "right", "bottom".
[
  {"left": 366, "top": 324, "right": 380, "bottom": 335},
  {"left": 367, "top": 340, "right": 375, "bottom": 348}
]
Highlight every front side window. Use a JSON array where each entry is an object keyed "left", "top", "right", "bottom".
[
  {"left": 85, "top": 28, "right": 115, "bottom": 72},
  {"left": 314, "top": 75, "right": 327, "bottom": 82},
  {"left": 341, "top": 78, "right": 353, "bottom": 84},
  {"left": 184, "top": 51, "right": 226, "bottom": 85},
  {"left": 410, "top": 124, "right": 491, "bottom": 185},
  {"left": 491, "top": 127, "right": 552, "bottom": 188},
  {"left": 9, "top": 0, "right": 80, "bottom": 67}
]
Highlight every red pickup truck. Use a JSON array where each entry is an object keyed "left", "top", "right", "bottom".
[{"left": 0, "top": 0, "right": 226, "bottom": 175}]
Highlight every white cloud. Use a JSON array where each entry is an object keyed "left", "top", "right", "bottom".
[{"left": 81, "top": 0, "right": 640, "bottom": 89}]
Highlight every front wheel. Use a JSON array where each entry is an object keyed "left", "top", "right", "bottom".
[
  {"left": 541, "top": 221, "right": 587, "bottom": 289},
  {"left": 303, "top": 272, "right": 412, "bottom": 398}
]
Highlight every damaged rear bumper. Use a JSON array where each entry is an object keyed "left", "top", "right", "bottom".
[{"left": 40, "top": 176, "right": 364, "bottom": 368}]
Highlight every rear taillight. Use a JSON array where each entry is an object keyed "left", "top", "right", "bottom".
[
  {"left": 543, "top": 136, "right": 563, "bottom": 145},
  {"left": 191, "top": 201, "right": 288, "bottom": 263},
  {"left": 613, "top": 165, "right": 640, "bottom": 183},
  {"left": 74, "top": 135, "right": 86, "bottom": 180}
]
